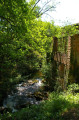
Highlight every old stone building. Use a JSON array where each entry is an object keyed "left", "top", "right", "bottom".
[{"left": 53, "top": 33, "right": 79, "bottom": 90}]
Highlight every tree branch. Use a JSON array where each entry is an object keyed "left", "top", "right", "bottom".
[
  {"left": 31, "top": 0, "right": 41, "bottom": 11},
  {"left": 39, "top": 0, "right": 52, "bottom": 14},
  {"left": 40, "top": 5, "right": 56, "bottom": 15},
  {"left": 44, "top": 13, "right": 54, "bottom": 19}
]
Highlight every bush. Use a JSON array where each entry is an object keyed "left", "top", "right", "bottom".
[
  {"left": 41, "top": 62, "right": 55, "bottom": 91},
  {"left": 67, "top": 83, "right": 79, "bottom": 94}
]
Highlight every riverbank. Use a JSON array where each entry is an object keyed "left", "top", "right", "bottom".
[
  {"left": 1, "top": 78, "right": 45, "bottom": 112},
  {"left": 0, "top": 70, "right": 49, "bottom": 114},
  {"left": 0, "top": 71, "right": 43, "bottom": 106},
  {"left": 1, "top": 87, "right": 79, "bottom": 120}
]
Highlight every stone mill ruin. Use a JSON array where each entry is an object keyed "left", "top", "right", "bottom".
[{"left": 52, "top": 23, "right": 79, "bottom": 90}]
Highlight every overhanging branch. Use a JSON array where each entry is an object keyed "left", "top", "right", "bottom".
[
  {"left": 39, "top": 0, "right": 52, "bottom": 14},
  {"left": 39, "top": 5, "right": 56, "bottom": 16},
  {"left": 31, "top": 0, "right": 41, "bottom": 11}
]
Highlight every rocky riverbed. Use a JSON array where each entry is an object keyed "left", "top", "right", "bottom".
[{"left": 1, "top": 78, "right": 48, "bottom": 113}]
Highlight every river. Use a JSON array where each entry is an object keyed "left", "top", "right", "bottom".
[{"left": 2, "top": 78, "right": 44, "bottom": 112}]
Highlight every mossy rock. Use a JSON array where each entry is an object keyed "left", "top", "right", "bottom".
[
  {"left": 28, "top": 79, "right": 38, "bottom": 84},
  {"left": 32, "top": 79, "right": 38, "bottom": 83},
  {"left": 33, "top": 91, "right": 49, "bottom": 101}
]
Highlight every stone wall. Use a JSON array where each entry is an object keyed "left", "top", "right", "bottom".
[
  {"left": 53, "top": 34, "right": 79, "bottom": 89},
  {"left": 69, "top": 34, "right": 79, "bottom": 83}
]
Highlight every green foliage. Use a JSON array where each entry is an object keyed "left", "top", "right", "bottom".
[
  {"left": 42, "top": 63, "right": 52, "bottom": 80},
  {"left": 1, "top": 88, "right": 79, "bottom": 120},
  {"left": 0, "top": 0, "right": 57, "bottom": 104},
  {"left": 53, "top": 23, "right": 79, "bottom": 39},
  {"left": 57, "top": 24, "right": 79, "bottom": 38},
  {"left": 67, "top": 83, "right": 79, "bottom": 93},
  {"left": 1, "top": 0, "right": 79, "bottom": 112}
]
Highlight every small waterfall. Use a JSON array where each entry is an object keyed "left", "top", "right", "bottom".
[{"left": 35, "top": 79, "right": 42, "bottom": 86}]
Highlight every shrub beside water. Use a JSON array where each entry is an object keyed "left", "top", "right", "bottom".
[{"left": 1, "top": 83, "right": 79, "bottom": 120}]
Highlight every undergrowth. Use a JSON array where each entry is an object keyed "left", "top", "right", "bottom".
[{"left": 1, "top": 83, "right": 79, "bottom": 120}]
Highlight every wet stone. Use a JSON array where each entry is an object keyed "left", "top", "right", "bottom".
[{"left": 3, "top": 78, "right": 45, "bottom": 112}]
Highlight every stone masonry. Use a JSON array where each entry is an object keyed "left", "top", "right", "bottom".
[{"left": 53, "top": 34, "right": 79, "bottom": 89}]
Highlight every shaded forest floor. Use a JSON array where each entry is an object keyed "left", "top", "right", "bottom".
[{"left": 61, "top": 108, "right": 79, "bottom": 120}]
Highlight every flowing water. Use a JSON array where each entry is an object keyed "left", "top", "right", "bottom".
[{"left": 3, "top": 78, "right": 43, "bottom": 112}]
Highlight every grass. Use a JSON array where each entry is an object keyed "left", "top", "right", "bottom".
[{"left": 1, "top": 84, "right": 79, "bottom": 120}]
